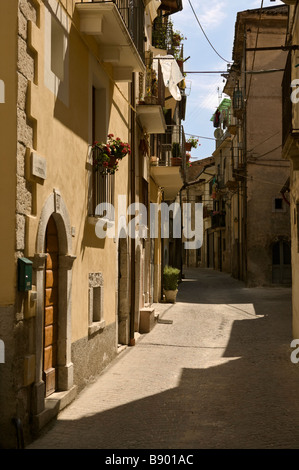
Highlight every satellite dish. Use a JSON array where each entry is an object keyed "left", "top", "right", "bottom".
[{"left": 214, "top": 128, "right": 223, "bottom": 139}]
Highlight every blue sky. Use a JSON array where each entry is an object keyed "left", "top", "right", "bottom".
[{"left": 170, "top": 0, "right": 284, "bottom": 160}]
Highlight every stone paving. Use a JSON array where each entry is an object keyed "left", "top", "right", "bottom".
[{"left": 27, "top": 268, "right": 299, "bottom": 449}]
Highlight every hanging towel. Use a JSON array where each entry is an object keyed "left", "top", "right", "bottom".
[{"left": 153, "top": 55, "right": 183, "bottom": 101}]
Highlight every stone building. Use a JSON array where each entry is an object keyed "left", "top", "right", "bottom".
[
  {"left": 0, "top": 0, "right": 186, "bottom": 448},
  {"left": 182, "top": 4, "right": 291, "bottom": 288},
  {"left": 181, "top": 157, "right": 215, "bottom": 269},
  {"left": 221, "top": 4, "right": 291, "bottom": 286},
  {"left": 279, "top": 0, "right": 299, "bottom": 338}
]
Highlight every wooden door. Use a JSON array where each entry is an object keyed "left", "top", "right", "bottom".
[
  {"left": 272, "top": 241, "right": 292, "bottom": 285},
  {"left": 43, "top": 216, "right": 59, "bottom": 397}
]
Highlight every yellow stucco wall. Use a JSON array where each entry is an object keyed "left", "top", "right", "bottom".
[
  {"left": 24, "top": 1, "right": 130, "bottom": 342},
  {"left": 0, "top": 0, "right": 18, "bottom": 305}
]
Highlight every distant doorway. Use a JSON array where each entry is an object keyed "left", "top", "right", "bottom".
[{"left": 272, "top": 240, "right": 291, "bottom": 285}]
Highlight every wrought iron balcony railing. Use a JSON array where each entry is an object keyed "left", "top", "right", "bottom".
[{"left": 150, "top": 124, "right": 186, "bottom": 168}]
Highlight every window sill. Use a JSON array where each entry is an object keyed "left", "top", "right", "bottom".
[
  {"left": 88, "top": 320, "right": 106, "bottom": 336},
  {"left": 88, "top": 216, "right": 115, "bottom": 229}
]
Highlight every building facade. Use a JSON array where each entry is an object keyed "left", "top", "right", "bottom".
[
  {"left": 279, "top": 0, "right": 299, "bottom": 338},
  {"left": 0, "top": 0, "right": 187, "bottom": 448},
  {"left": 220, "top": 5, "right": 291, "bottom": 286}
]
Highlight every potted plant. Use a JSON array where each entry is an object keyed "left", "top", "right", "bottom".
[
  {"left": 185, "top": 136, "right": 199, "bottom": 151},
  {"left": 171, "top": 142, "right": 182, "bottom": 166},
  {"left": 92, "top": 134, "right": 130, "bottom": 175},
  {"left": 172, "top": 30, "right": 185, "bottom": 47},
  {"left": 163, "top": 265, "right": 180, "bottom": 303}
]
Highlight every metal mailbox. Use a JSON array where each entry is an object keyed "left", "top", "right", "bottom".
[{"left": 18, "top": 257, "right": 33, "bottom": 292}]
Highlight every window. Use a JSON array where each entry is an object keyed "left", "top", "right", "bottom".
[
  {"left": 91, "top": 86, "right": 114, "bottom": 219},
  {"left": 272, "top": 197, "right": 285, "bottom": 213},
  {"left": 51, "top": 15, "right": 65, "bottom": 81},
  {"left": 44, "top": 6, "right": 69, "bottom": 105},
  {"left": 88, "top": 273, "right": 105, "bottom": 335},
  {"left": 275, "top": 198, "right": 283, "bottom": 211}
]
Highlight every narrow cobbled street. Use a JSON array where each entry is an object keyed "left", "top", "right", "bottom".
[{"left": 27, "top": 268, "right": 298, "bottom": 450}]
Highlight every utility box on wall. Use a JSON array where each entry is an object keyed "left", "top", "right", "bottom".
[{"left": 18, "top": 257, "right": 33, "bottom": 292}]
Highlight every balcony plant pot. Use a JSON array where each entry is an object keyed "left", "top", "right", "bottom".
[
  {"left": 171, "top": 157, "right": 182, "bottom": 166},
  {"left": 185, "top": 142, "right": 192, "bottom": 151},
  {"left": 108, "top": 155, "right": 119, "bottom": 173},
  {"left": 163, "top": 266, "right": 180, "bottom": 304}
]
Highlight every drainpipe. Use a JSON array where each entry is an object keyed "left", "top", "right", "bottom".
[
  {"left": 130, "top": 77, "right": 136, "bottom": 347},
  {"left": 12, "top": 418, "right": 24, "bottom": 449}
]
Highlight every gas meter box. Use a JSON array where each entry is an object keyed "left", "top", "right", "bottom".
[{"left": 18, "top": 257, "right": 33, "bottom": 292}]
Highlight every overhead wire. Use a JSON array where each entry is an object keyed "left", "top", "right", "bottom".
[{"left": 187, "top": 0, "right": 233, "bottom": 64}]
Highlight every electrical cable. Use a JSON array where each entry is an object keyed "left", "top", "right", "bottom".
[
  {"left": 246, "top": 131, "right": 280, "bottom": 154},
  {"left": 250, "top": 144, "right": 282, "bottom": 160},
  {"left": 187, "top": 0, "right": 233, "bottom": 64}
]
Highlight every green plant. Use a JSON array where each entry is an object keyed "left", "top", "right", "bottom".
[
  {"left": 163, "top": 266, "right": 180, "bottom": 291},
  {"left": 171, "top": 142, "right": 181, "bottom": 158},
  {"left": 187, "top": 136, "right": 199, "bottom": 149},
  {"left": 172, "top": 30, "right": 186, "bottom": 47}
]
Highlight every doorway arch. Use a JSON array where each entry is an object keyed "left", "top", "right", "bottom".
[{"left": 33, "top": 190, "right": 76, "bottom": 413}]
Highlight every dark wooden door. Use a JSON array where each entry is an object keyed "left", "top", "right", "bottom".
[
  {"left": 43, "top": 216, "right": 59, "bottom": 397},
  {"left": 272, "top": 241, "right": 292, "bottom": 285}
]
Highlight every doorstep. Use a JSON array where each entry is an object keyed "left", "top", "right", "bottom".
[{"left": 32, "top": 386, "right": 77, "bottom": 434}]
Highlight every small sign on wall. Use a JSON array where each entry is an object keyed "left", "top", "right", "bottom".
[{"left": 31, "top": 151, "right": 47, "bottom": 180}]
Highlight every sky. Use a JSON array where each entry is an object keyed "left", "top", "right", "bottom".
[{"left": 170, "top": 0, "right": 284, "bottom": 161}]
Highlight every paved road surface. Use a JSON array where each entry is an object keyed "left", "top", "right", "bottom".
[{"left": 27, "top": 268, "right": 299, "bottom": 449}]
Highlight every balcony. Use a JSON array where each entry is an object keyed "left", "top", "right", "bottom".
[
  {"left": 151, "top": 16, "right": 184, "bottom": 61},
  {"left": 211, "top": 213, "right": 226, "bottom": 229},
  {"left": 158, "top": 0, "right": 183, "bottom": 15},
  {"left": 233, "top": 89, "right": 244, "bottom": 120},
  {"left": 137, "top": 58, "right": 166, "bottom": 133},
  {"left": 233, "top": 162, "right": 246, "bottom": 181},
  {"left": 76, "top": 0, "right": 145, "bottom": 81},
  {"left": 150, "top": 125, "right": 186, "bottom": 201}
]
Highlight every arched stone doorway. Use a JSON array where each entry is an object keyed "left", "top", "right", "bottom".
[
  {"left": 43, "top": 215, "right": 59, "bottom": 397},
  {"left": 32, "top": 190, "right": 76, "bottom": 422}
]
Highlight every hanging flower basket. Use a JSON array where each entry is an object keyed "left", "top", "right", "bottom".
[
  {"left": 185, "top": 142, "right": 192, "bottom": 151},
  {"left": 92, "top": 134, "right": 130, "bottom": 175},
  {"left": 186, "top": 136, "right": 199, "bottom": 149}
]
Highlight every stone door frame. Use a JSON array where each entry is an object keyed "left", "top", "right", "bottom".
[{"left": 32, "top": 189, "right": 76, "bottom": 420}]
